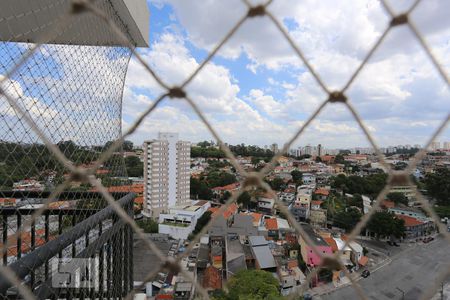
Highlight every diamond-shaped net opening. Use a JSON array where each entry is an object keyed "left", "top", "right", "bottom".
[{"left": 0, "top": 0, "right": 448, "bottom": 299}]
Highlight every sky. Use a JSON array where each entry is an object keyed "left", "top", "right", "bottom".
[{"left": 122, "top": 0, "right": 450, "bottom": 149}]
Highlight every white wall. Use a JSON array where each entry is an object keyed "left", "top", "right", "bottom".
[
  {"left": 158, "top": 223, "right": 194, "bottom": 240},
  {"left": 159, "top": 132, "right": 179, "bottom": 208}
]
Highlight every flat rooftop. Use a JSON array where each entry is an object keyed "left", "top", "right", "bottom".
[
  {"left": 302, "top": 224, "right": 329, "bottom": 247},
  {"left": 133, "top": 234, "right": 174, "bottom": 281}
]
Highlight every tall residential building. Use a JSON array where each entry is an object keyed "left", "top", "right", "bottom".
[
  {"left": 143, "top": 132, "right": 190, "bottom": 218},
  {"left": 270, "top": 143, "right": 279, "bottom": 153},
  {"left": 303, "top": 145, "right": 313, "bottom": 156},
  {"left": 430, "top": 141, "right": 440, "bottom": 151}
]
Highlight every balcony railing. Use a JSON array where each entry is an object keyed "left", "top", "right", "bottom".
[{"left": 0, "top": 191, "right": 134, "bottom": 299}]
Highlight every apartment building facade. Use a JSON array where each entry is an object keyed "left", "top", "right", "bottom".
[{"left": 143, "top": 132, "right": 190, "bottom": 218}]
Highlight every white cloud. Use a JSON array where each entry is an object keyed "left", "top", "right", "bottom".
[
  {"left": 246, "top": 89, "right": 285, "bottom": 119},
  {"left": 129, "top": 0, "right": 450, "bottom": 148},
  {"left": 123, "top": 33, "right": 289, "bottom": 145}
]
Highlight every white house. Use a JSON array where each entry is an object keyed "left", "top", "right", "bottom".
[
  {"left": 302, "top": 173, "right": 316, "bottom": 185},
  {"left": 158, "top": 200, "right": 211, "bottom": 240},
  {"left": 362, "top": 195, "right": 371, "bottom": 214},
  {"left": 333, "top": 237, "right": 353, "bottom": 266}
]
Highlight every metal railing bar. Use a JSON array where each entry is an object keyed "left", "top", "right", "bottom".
[{"left": 0, "top": 193, "right": 135, "bottom": 294}]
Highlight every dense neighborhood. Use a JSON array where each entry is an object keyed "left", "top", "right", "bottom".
[
  {"left": 1, "top": 139, "right": 450, "bottom": 299},
  {"left": 127, "top": 140, "right": 449, "bottom": 299}
]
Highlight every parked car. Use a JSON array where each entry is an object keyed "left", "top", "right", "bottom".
[
  {"left": 424, "top": 237, "right": 434, "bottom": 243},
  {"left": 393, "top": 242, "right": 400, "bottom": 247},
  {"left": 361, "top": 270, "right": 370, "bottom": 278},
  {"left": 423, "top": 237, "right": 434, "bottom": 243}
]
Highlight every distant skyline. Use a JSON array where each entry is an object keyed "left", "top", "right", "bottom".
[
  {"left": 122, "top": 0, "right": 450, "bottom": 148},
  {"left": 138, "top": 136, "right": 429, "bottom": 150}
]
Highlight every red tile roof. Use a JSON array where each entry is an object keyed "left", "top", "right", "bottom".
[
  {"left": 287, "top": 259, "right": 298, "bottom": 269},
  {"left": 48, "top": 201, "right": 74, "bottom": 209},
  {"left": 95, "top": 169, "right": 109, "bottom": 175},
  {"left": 203, "top": 266, "right": 222, "bottom": 290},
  {"left": 323, "top": 237, "right": 338, "bottom": 252},
  {"left": 284, "top": 188, "right": 295, "bottom": 193},
  {"left": 314, "top": 188, "right": 330, "bottom": 196},
  {"left": 0, "top": 229, "right": 56, "bottom": 257},
  {"left": 265, "top": 218, "right": 278, "bottom": 230},
  {"left": 320, "top": 155, "right": 335, "bottom": 163},
  {"left": 211, "top": 182, "right": 240, "bottom": 191},
  {"left": 381, "top": 200, "right": 395, "bottom": 209},
  {"left": 395, "top": 214, "right": 424, "bottom": 227},
  {"left": 0, "top": 198, "right": 16, "bottom": 206},
  {"left": 108, "top": 184, "right": 143, "bottom": 194},
  {"left": 311, "top": 200, "right": 323, "bottom": 207},
  {"left": 208, "top": 203, "right": 238, "bottom": 219},
  {"left": 134, "top": 196, "right": 143, "bottom": 205},
  {"left": 91, "top": 184, "right": 144, "bottom": 194},
  {"left": 240, "top": 212, "right": 262, "bottom": 225}
]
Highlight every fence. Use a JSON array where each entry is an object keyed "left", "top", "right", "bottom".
[
  {"left": 0, "top": 191, "right": 134, "bottom": 299},
  {"left": 0, "top": 0, "right": 449, "bottom": 299}
]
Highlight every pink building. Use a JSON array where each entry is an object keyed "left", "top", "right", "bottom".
[{"left": 299, "top": 225, "right": 332, "bottom": 267}]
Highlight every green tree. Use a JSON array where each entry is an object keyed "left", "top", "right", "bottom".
[
  {"left": 333, "top": 207, "right": 362, "bottom": 232},
  {"left": 207, "top": 159, "right": 229, "bottom": 169},
  {"left": 192, "top": 211, "right": 212, "bottom": 236},
  {"left": 197, "top": 141, "right": 213, "bottom": 148},
  {"left": 291, "top": 170, "right": 303, "bottom": 185},
  {"left": 103, "top": 140, "right": 114, "bottom": 151},
  {"left": 268, "top": 177, "right": 285, "bottom": 191},
  {"left": 393, "top": 161, "right": 408, "bottom": 170},
  {"left": 251, "top": 157, "right": 261, "bottom": 167},
  {"left": 315, "top": 156, "right": 322, "bottom": 163},
  {"left": 334, "top": 154, "right": 345, "bottom": 164},
  {"left": 347, "top": 194, "right": 363, "bottom": 209},
  {"left": 213, "top": 270, "right": 282, "bottom": 300},
  {"left": 122, "top": 140, "right": 134, "bottom": 151},
  {"left": 124, "top": 156, "right": 143, "bottom": 177},
  {"left": 386, "top": 192, "right": 408, "bottom": 205},
  {"left": 190, "top": 177, "right": 213, "bottom": 200},
  {"left": 237, "top": 191, "right": 251, "bottom": 209},
  {"left": 330, "top": 173, "right": 388, "bottom": 198},
  {"left": 366, "top": 211, "right": 405, "bottom": 239},
  {"left": 137, "top": 218, "right": 158, "bottom": 233},
  {"left": 221, "top": 190, "right": 232, "bottom": 203},
  {"left": 206, "top": 171, "right": 237, "bottom": 188},
  {"left": 425, "top": 168, "right": 450, "bottom": 205},
  {"left": 191, "top": 146, "right": 225, "bottom": 158},
  {"left": 57, "top": 140, "right": 78, "bottom": 154}
]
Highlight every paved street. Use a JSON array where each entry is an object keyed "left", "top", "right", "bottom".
[{"left": 320, "top": 236, "right": 450, "bottom": 300}]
